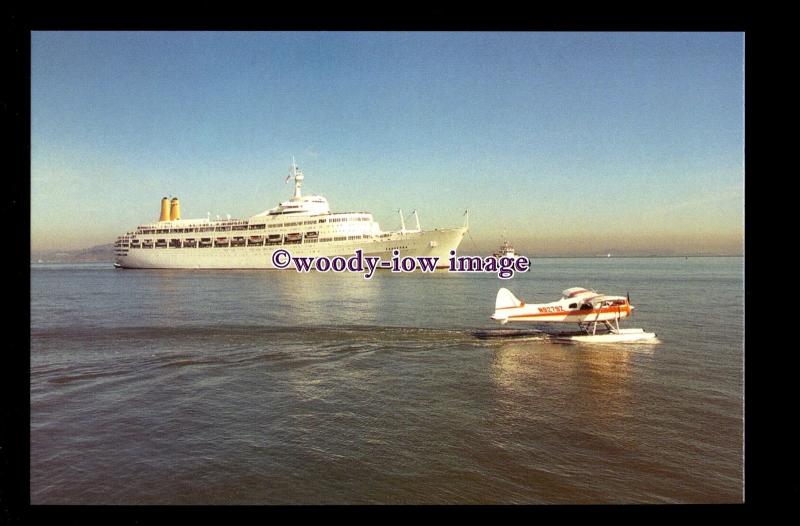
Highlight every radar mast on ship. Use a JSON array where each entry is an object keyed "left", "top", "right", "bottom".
[
  {"left": 257, "top": 157, "right": 330, "bottom": 216},
  {"left": 289, "top": 156, "right": 304, "bottom": 201}
]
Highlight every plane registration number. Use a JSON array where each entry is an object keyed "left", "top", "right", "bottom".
[{"left": 537, "top": 306, "right": 565, "bottom": 313}]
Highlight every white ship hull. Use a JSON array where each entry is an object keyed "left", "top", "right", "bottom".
[{"left": 116, "top": 227, "right": 466, "bottom": 270}]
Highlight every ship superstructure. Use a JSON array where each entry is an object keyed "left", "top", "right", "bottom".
[{"left": 114, "top": 160, "right": 467, "bottom": 269}]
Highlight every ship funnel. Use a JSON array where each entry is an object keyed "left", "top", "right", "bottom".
[
  {"left": 159, "top": 197, "right": 170, "bottom": 222},
  {"left": 170, "top": 197, "right": 181, "bottom": 221}
]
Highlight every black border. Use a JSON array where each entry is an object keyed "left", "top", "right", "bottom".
[{"left": 7, "top": 8, "right": 761, "bottom": 522}]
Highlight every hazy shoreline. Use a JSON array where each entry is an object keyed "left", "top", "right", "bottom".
[{"left": 30, "top": 251, "right": 745, "bottom": 265}]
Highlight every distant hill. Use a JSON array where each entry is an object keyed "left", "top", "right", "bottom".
[
  {"left": 31, "top": 244, "right": 115, "bottom": 263},
  {"left": 30, "top": 244, "right": 742, "bottom": 263}
]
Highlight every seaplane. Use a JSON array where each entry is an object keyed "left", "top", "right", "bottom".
[{"left": 490, "top": 287, "right": 657, "bottom": 343}]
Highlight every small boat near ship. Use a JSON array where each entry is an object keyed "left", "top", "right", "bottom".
[{"left": 492, "top": 239, "right": 529, "bottom": 269}]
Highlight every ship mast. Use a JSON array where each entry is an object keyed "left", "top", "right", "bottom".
[{"left": 289, "top": 156, "right": 304, "bottom": 200}]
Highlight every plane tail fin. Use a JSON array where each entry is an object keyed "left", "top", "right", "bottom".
[
  {"left": 495, "top": 288, "right": 522, "bottom": 310},
  {"left": 492, "top": 288, "right": 523, "bottom": 324}
]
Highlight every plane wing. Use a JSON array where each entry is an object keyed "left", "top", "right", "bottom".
[
  {"left": 588, "top": 294, "right": 628, "bottom": 306},
  {"left": 588, "top": 295, "right": 610, "bottom": 306}
]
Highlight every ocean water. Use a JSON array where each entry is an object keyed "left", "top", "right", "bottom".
[{"left": 30, "top": 257, "right": 744, "bottom": 504}]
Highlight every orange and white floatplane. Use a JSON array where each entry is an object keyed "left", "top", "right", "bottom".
[{"left": 490, "top": 287, "right": 658, "bottom": 343}]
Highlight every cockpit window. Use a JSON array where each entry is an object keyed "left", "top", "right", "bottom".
[{"left": 569, "top": 303, "right": 577, "bottom": 309}]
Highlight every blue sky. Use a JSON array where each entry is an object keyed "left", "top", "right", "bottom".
[{"left": 31, "top": 32, "right": 744, "bottom": 255}]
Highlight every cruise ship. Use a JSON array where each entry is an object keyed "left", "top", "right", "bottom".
[{"left": 113, "top": 160, "right": 468, "bottom": 269}]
